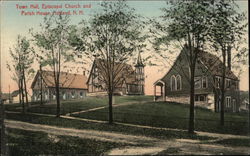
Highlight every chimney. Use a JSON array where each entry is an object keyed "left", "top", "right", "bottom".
[{"left": 83, "top": 71, "right": 85, "bottom": 76}]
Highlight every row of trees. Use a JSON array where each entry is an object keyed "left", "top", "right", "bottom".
[
  {"left": 7, "top": 0, "right": 247, "bottom": 134},
  {"left": 149, "top": 0, "right": 247, "bottom": 133},
  {"left": 7, "top": 36, "right": 35, "bottom": 113}
]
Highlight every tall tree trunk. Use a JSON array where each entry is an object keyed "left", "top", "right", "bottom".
[
  {"left": 220, "top": 49, "right": 226, "bottom": 126},
  {"left": 23, "top": 69, "right": 29, "bottom": 108},
  {"left": 227, "top": 45, "right": 231, "bottom": 70},
  {"left": 56, "top": 82, "right": 60, "bottom": 117},
  {"left": 18, "top": 79, "right": 21, "bottom": 106},
  {"left": 188, "top": 65, "right": 195, "bottom": 134},
  {"left": 20, "top": 77, "right": 26, "bottom": 114},
  {"left": 40, "top": 65, "right": 43, "bottom": 106},
  {"left": 108, "top": 92, "right": 113, "bottom": 124}
]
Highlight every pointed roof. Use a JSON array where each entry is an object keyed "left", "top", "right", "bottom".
[
  {"left": 135, "top": 52, "right": 144, "bottom": 67},
  {"left": 31, "top": 70, "right": 88, "bottom": 89},
  {"left": 155, "top": 47, "right": 238, "bottom": 85},
  {"left": 87, "top": 58, "right": 138, "bottom": 86},
  {"left": 198, "top": 51, "right": 238, "bottom": 80}
]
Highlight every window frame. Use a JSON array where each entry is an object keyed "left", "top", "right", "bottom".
[
  {"left": 226, "top": 96, "right": 231, "bottom": 108},
  {"left": 170, "top": 75, "right": 177, "bottom": 91},
  {"left": 176, "top": 75, "right": 182, "bottom": 90},
  {"left": 194, "top": 77, "right": 201, "bottom": 89},
  {"left": 202, "top": 76, "right": 207, "bottom": 88},
  {"left": 215, "top": 76, "right": 221, "bottom": 88}
]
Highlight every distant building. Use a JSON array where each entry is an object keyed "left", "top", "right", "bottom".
[
  {"left": 1, "top": 93, "right": 11, "bottom": 103},
  {"left": 87, "top": 53, "right": 145, "bottom": 96},
  {"left": 154, "top": 47, "right": 240, "bottom": 112},
  {"left": 1, "top": 90, "right": 26, "bottom": 104},
  {"left": 239, "top": 99, "right": 249, "bottom": 112},
  {"left": 31, "top": 70, "right": 88, "bottom": 102}
]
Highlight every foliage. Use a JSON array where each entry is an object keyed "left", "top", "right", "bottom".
[
  {"left": 30, "top": 15, "right": 77, "bottom": 117},
  {"left": 70, "top": 0, "right": 147, "bottom": 123},
  {"left": 7, "top": 35, "right": 35, "bottom": 112},
  {"left": 208, "top": 0, "right": 247, "bottom": 125},
  {"left": 150, "top": 0, "right": 215, "bottom": 133}
]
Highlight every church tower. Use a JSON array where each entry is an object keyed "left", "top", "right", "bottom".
[{"left": 135, "top": 52, "right": 145, "bottom": 95}]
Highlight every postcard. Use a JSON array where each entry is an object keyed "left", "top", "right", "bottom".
[{"left": 0, "top": 0, "right": 249, "bottom": 155}]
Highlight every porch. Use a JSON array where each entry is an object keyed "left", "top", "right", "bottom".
[{"left": 153, "top": 80, "right": 166, "bottom": 101}]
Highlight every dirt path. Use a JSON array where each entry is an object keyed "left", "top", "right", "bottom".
[
  {"left": 65, "top": 101, "right": 147, "bottom": 116},
  {"left": 6, "top": 110, "right": 250, "bottom": 140},
  {"left": 5, "top": 119, "right": 250, "bottom": 155},
  {"left": 5, "top": 119, "right": 158, "bottom": 145}
]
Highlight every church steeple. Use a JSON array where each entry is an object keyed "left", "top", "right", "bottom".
[
  {"left": 135, "top": 51, "right": 144, "bottom": 67},
  {"left": 135, "top": 52, "right": 145, "bottom": 95}
]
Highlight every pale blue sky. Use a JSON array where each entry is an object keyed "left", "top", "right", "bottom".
[{"left": 1, "top": 0, "right": 248, "bottom": 94}]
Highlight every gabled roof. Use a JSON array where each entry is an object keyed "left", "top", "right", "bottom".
[
  {"left": 198, "top": 51, "right": 238, "bottom": 80},
  {"left": 87, "top": 59, "right": 138, "bottom": 86},
  {"left": 155, "top": 47, "right": 238, "bottom": 84},
  {"left": 31, "top": 70, "right": 88, "bottom": 90},
  {"left": 11, "top": 90, "right": 20, "bottom": 97}
]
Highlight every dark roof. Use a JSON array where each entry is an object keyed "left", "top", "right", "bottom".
[
  {"left": 1, "top": 93, "right": 10, "bottom": 100},
  {"left": 87, "top": 59, "right": 138, "bottom": 86},
  {"left": 198, "top": 51, "right": 238, "bottom": 80},
  {"left": 155, "top": 47, "right": 239, "bottom": 84},
  {"left": 11, "top": 90, "right": 19, "bottom": 97},
  {"left": 31, "top": 70, "right": 88, "bottom": 89}
]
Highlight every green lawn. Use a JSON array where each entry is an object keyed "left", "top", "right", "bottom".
[
  {"left": 6, "top": 112, "right": 214, "bottom": 141},
  {"left": 5, "top": 95, "right": 249, "bottom": 135},
  {"left": 6, "top": 128, "right": 129, "bottom": 156},
  {"left": 5, "top": 96, "right": 153, "bottom": 115},
  {"left": 72, "top": 101, "right": 249, "bottom": 135}
]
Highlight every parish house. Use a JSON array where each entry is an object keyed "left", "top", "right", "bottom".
[{"left": 154, "top": 47, "right": 240, "bottom": 112}]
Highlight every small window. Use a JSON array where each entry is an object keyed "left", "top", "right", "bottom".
[
  {"left": 170, "top": 75, "right": 176, "bottom": 91},
  {"left": 215, "top": 76, "right": 221, "bottom": 88},
  {"left": 195, "top": 94, "right": 207, "bottom": 102},
  {"left": 80, "top": 92, "right": 83, "bottom": 98},
  {"left": 176, "top": 75, "right": 182, "bottom": 90},
  {"left": 226, "top": 79, "right": 231, "bottom": 88},
  {"left": 226, "top": 96, "right": 231, "bottom": 108},
  {"left": 200, "top": 95, "right": 205, "bottom": 101},
  {"left": 194, "top": 77, "right": 201, "bottom": 89},
  {"left": 71, "top": 91, "right": 75, "bottom": 98},
  {"left": 202, "top": 77, "right": 207, "bottom": 88}
]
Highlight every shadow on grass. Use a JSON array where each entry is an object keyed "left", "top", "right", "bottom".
[
  {"left": 6, "top": 112, "right": 214, "bottom": 142},
  {"left": 6, "top": 128, "right": 129, "bottom": 156}
]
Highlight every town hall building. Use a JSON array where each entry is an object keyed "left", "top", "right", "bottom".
[{"left": 31, "top": 70, "right": 88, "bottom": 102}]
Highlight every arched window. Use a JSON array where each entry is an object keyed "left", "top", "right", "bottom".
[
  {"left": 176, "top": 75, "right": 182, "bottom": 90},
  {"left": 170, "top": 75, "right": 176, "bottom": 91}
]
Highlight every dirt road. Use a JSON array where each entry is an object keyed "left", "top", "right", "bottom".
[{"left": 5, "top": 119, "right": 250, "bottom": 155}]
